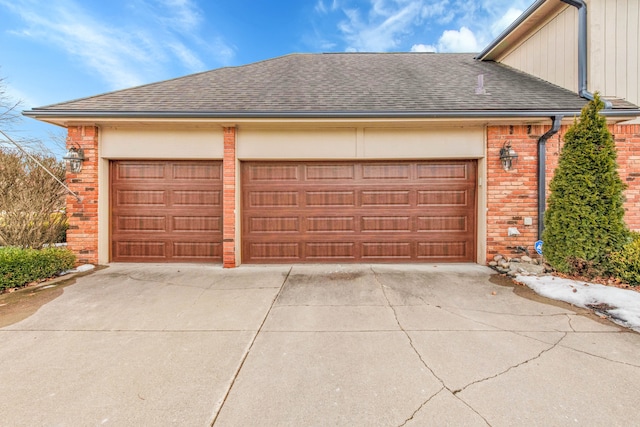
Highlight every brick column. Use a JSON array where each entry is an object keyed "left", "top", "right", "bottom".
[
  {"left": 66, "top": 126, "right": 99, "bottom": 265},
  {"left": 223, "top": 127, "right": 237, "bottom": 268}
]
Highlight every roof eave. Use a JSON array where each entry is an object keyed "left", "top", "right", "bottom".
[{"left": 23, "top": 109, "right": 640, "bottom": 121}]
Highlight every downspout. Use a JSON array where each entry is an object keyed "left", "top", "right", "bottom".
[
  {"left": 560, "top": 0, "right": 612, "bottom": 108},
  {"left": 537, "top": 115, "right": 563, "bottom": 239}
]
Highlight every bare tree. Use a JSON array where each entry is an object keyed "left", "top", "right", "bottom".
[
  {"left": 0, "top": 76, "right": 21, "bottom": 130},
  {"left": 0, "top": 75, "right": 68, "bottom": 248}
]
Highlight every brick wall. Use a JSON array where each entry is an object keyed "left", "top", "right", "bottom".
[
  {"left": 486, "top": 125, "right": 544, "bottom": 261},
  {"left": 486, "top": 122, "right": 640, "bottom": 263},
  {"left": 223, "top": 127, "right": 237, "bottom": 268},
  {"left": 613, "top": 124, "right": 640, "bottom": 231},
  {"left": 65, "top": 126, "right": 99, "bottom": 265}
]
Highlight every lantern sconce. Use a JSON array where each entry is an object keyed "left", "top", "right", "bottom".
[
  {"left": 63, "top": 145, "right": 85, "bottom": 173},
  {"left": 499, "top": 141, "right": 518, "bottom": 171}
]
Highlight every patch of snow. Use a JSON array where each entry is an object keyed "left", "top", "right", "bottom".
[
  {"left": 517, "top": 275, "right": 640, "bottom": 332},
  {"left": 74, "top": 264, "right": 95, "bottom": 272},
  {"left": 59, "top": 264, "right": 95, "bottom": 276}
]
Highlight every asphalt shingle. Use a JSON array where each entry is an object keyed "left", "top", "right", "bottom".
[{"left": 30, "top": 53, "right": 635, "bottom": 115}]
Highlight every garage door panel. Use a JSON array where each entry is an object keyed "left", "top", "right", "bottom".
[
  {"left": 361, "top": 190, "right": 411, "bottom": 206},
  {"left": 305, "top": 191, "right": 356, "bottom": 207},
  {"left": 249, "top": 164, "right": 299, "bottom": 181},
  {"left": 115, "top": 162, "right": 166, "bottom": 180},
  {"left": 417, "top": 241, "right": 469, "bottom": 258},
  {"left": 416, "top": 163, "right": 469, "bottom": 179},
  {"left": 171, "top": 163, "right": 222, "bottom": 180},
  {"left": 305, "top": 164, "right": 355, "bottom": 180},
  {"left": 307, "top": 217, "right": 355, "bottom": 233},
  {"left": 362, "top": 163, "right": 411, "bottom": 180},
  {"left": 306, "top": 242, "right": 356, "bottom": 259},
  {"left": 361, "top": 216, "right": 411, "bottom": 232},
  {"left": 116, "top": 190, "right": 166, "bottom": 206},
  {"left": 248, "top": 242, "right": 300, "bottom": 260},
  {"left": 248, "top": 191, "right": 299, "bottom": 208},
  {"left": 249, "top": 217, "right": 300, "bottom": 233},
  {"left": 111, "top": 161, "right": 222, "bottom": 263},
  {"left": 172, "top": 190, "right": 221, "bottom": 206},
  {"left": 417, "top": 216, "right": 468, "bottom": 232},
  {"left": 417, "top": 190, "right": 472, "bottom": 206},
  {"left": 173, "top": 242, "right": 222, "bottom": 259},
  {"left": 115, "top": 241, "right": 167, "bottom": 259},
  {"left": 362, "top": 242, "right": 412, "bottom": 259},
  {"left": 116, "top": 216, "right": 167, "bottom": 232},
  {"left": 242, "top": 161, "right": 476, "bottom": 263},
  {"left": 172, "top": 216, "right": 221, "bottom": 232}
]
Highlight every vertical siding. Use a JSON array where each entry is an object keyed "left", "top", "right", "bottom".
[
  {"left": 501, "top": 6, "right": 578, "bottom": 93},
  {"left": 588, "top": 0, "right": 640, "bottom": 106}
]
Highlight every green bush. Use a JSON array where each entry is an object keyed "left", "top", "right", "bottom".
[
  {"left": 609, "top": 232, "right": 640, "bottom": 286},
  {"left": 543, "top": 94, "right": 628, "bottom": 275},
  {"left": 0, "top": 246, "right": 76, "bottom": 291}
]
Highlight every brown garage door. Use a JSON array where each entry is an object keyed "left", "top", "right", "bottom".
[
  {"left": 242, "top": 161, "right": 476, "bottom": 263},
  {"left": 111, "top": 161, "right": 223, "bottom": 262}
]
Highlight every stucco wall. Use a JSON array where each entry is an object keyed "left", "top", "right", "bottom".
[{"left": 237, "top": 126, "right": 484, "bottom": 159}]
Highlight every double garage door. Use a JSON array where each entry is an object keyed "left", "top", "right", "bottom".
[{"left": 111, "top": 160, "right": 476, "bottom": 263}]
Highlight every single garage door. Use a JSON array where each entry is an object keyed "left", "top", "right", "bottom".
[
  {"left": 242, "top": 161, "right": 476, "bottom": 263},
  {"left": 110, "top": 160, "right": 223, "bottom": 262}
]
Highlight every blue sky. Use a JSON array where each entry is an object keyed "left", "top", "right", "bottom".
[{"left": 0, "top": 0, "right": 534, "bottom": 156}]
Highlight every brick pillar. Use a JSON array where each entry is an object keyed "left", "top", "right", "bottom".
[
  {"left": 223, "top": 127, "right": 237, "bottom": 268},
  {"left": 66, "top": 126, "right": 99, "bottom": 265}
]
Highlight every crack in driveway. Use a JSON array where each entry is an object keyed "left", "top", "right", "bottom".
[
  {"left": 453, "top": 332, "right": 567, "bottom": 395},
  {"left": 370, "top": 267, "right": 492, "bottom": 427}
]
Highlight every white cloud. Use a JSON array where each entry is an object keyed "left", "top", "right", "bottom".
[
  {"left": 316, "top": 0, "right": 340, "bottom": 14},
  {"left": 157, "top": 0, "right": 203, "bottom": 32},
  {"left": 437, "top": 26, "right": 480, "bottom": 52},
  {"left": 491, "top": 7, "right": 524, "bottom": 37},
  {"left": 316, "top": 0, "right": 533, "bottom": 54},
  {"left": 338, "top": 0, "right": 425, "bottom": 51},
  {"left": 0, "top": 0, "right": 234, "bottom": 90},
  {"left": 410, "top": 43, "right": 437, "bottom": 52},
  {"left": 168, "top": 42, "right": 207, "bottom": 72}
]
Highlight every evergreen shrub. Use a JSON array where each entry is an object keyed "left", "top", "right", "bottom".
[
  {"left": 542, "top": 94, "right": 628, "bottom": 275},
  {"left": 609, "top": 232, "right": 640, "bottom": 286},
  {"left": 0, "top": 247, "right": 75, "bottom": 290}
]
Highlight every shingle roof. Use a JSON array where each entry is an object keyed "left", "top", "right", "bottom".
[{"left": 27, "top": 53, "right": 638, "bottom": 116}]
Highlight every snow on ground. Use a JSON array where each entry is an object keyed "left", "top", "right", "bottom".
[
  {"left": 59, "top": 264, "right": 95, "bottom": 276},
  {"left": 516, "top": 275, "right": 640, "bottom": 332}
]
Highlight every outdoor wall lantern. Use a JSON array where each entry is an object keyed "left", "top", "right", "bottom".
[
  {"left": 499, "top": 141, "right": 518, "bottom": 171},
  {"left": 63, "top": 146, "right": 85, "bottom": 173}
]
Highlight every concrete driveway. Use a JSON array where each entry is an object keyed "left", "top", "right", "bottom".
[{"left": 1, "top": 264, "right": 639, "bottom": 426}]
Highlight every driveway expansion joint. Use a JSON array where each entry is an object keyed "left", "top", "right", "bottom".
[{"left": 209, "top": 266, "right": 292, "bottom": 426}]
